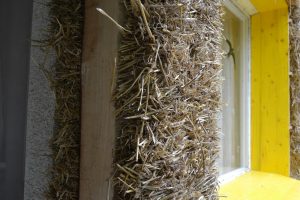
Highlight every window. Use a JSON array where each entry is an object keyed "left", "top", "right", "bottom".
[{"left": 219, "top": 0, "right": 251, "bottom": 180}]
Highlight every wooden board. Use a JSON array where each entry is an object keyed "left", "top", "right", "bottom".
[
  {"left": 251, "top": 8, "right": 290, "bottom": 176},
  {"left": 80, "top": 0, "right": 121, "bottom": 199}
]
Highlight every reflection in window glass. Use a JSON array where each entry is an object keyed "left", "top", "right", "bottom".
[{"left": 220, "top": 7, "right": 243, "bottom": 175}]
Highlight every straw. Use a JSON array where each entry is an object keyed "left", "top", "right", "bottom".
[
  {"left": 113, "top": 0, "right": 224, "bottom": 199},
  {"left": 41, "top": 0, "right": 83, "bottom": 199},
  {"left": 289, "top": 1, "right": 300, "bottom": 180}
]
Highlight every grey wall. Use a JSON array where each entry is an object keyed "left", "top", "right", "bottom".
[
  {"left": 0, "top": 0, "right": 33, "bottom": 199},
  {"left": 24, "top": 1, "right": 55, "bottom": 200},
  {"left": 0, "top": 1, "right": 55, "bottom": 199}
]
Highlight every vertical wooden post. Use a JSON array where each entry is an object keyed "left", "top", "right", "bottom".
[{"left": 80, "top": 1, "right": 120, "bottom": 199}]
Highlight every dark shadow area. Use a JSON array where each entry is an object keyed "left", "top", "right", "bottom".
[{"left": 0, "top": 0, "right": 33, "bottom": 199}]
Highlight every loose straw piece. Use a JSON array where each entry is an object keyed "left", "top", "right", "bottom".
[
  {"left": 96, "top": 8, "right": 132, "bottom": 33},
  {"left": 135, "top": 0, "right": 155, "bottom": 42}
]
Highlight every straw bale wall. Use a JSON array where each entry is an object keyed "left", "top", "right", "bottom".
[
  {"left": 289, "top": 0, "right": 300, "bottom": 180},
  {"left": 114, "top": 0, "right": 223, "bottom": 199},
  {"left": 44, "top": 0, "right": 84, "bottom": 199}
]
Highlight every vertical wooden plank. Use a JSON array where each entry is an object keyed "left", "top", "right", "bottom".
[
  {"left": 251, "top": 8, "right": 290, "bottom": 176},
  {"left": 80, "top": 1, "right": 120, "bottom": 199},
  {"left": 251, "top": 12, "right": 262, "bottom": 171}
]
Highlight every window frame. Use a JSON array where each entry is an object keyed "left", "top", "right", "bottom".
[{"left": 219, "top": 0, "right": 251, "bottom": 184}]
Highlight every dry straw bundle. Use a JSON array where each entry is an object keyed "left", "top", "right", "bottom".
[
  {"left": 44, "top": 0, "right": 83, "bottom": 199},
  {"left": 289, "top": 0, "right": 300, "bottom": 180},
  {"left": 114, "top": 0, "right": 223, "bottom": 199}
]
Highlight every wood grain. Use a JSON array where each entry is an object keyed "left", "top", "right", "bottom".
[
  {"left": 80, "top": 1, "right": 121, "bottom": 199},
  {"left": 251, "top": 8, "right": 290, "bottom": 176}
]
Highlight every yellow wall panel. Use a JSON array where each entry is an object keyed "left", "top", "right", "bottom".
[
  {"left": 250, "top": 0, "right": 287, "bottom": 12},
  {"left": 251, "top": 8, "right": 290, "bottom": 176}
]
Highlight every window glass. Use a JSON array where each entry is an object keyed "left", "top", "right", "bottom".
[{"left": 220, "top": 7, "right": 243, "bottom": 175}]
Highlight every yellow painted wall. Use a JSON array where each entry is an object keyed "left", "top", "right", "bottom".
[
  {"left": 250, "top": 0, "right": 287, "bottom": 12},
  {"left": 251, "top": 8, "right": 290, "bottom": 175},
  {"left": 219, "top": 171, "right": 300, "bottom": 200}
]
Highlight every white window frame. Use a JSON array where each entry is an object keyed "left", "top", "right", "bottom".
[{"left": 219, "top": 0, "right": 252, "bottom": 184}]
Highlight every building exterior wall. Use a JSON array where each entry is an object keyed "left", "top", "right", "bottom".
[
  {"left": 24, "top": 1, "right": 55, "bottom": 199},
  {"left": 0, "top": 0, "right": 33, "bottom": 199}
]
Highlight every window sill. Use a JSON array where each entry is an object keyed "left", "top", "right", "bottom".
[{"left": 219, "top": 171, "right": 300, "bottom": 200}]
